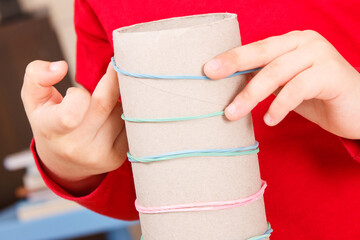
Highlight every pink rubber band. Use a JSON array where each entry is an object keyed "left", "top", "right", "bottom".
[{"left": 135, "top": 180, "right": 267, "bottom": 214}]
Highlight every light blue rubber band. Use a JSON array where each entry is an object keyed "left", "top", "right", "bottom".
[
  {"left": 140, "top": 222, "right": 272, "bottom": 240},
  {"left": 121, "top": 111, "right": 225, "bottom": 123},
  {"left": 111, "top": 57, "right": 262, "bottom": 80},
  {"left": 128, "top": 141, "right": 259, "bottom": 163},
  {"left": 247, "top": 222, "right": 273, "bottom": 240}
]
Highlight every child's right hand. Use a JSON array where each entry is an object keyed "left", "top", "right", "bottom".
[{"left": 21, "top": 60, "right": 128, "bottom": 196}]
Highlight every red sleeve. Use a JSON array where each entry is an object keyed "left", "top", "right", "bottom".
[
  {"left": 31, "top": 139, "right": 138, "bottom": 220},
  {"left": 28, "top": 0, "right": 138, "bottom": 221},
  {"left": 340, "top": 138, "right": 360, "bottom": 163},
  {"left": 74, "top": 0, "right": 113, "bottom": 92}
]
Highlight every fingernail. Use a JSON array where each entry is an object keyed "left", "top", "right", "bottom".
[
  {"left": 206, "top": 59, "right": 221, "bottom": 72},
  {"left": 264, "top": 113, "right": 272, "bottom": 126},
  {"left": 225, "top": 103, "right": 237, "bottom": 115},
  {"left": 49, "top": 61, "right": 62, "bottom": 72}
]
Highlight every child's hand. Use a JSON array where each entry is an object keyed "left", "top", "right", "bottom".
[
  {"left": 21, "top": 60, "right": 128, "bottom": 195},
  {"left": 204, "top": 30, "right": 360, "bottom": 139}
]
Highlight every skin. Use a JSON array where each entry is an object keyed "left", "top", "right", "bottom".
[
  {"left": 204, "top": 30, "right": 360, "bottom": 139},
  {"left": 21, "top": 30, "right": 360, "bottom": 195},
  {"left": 22, "top": 62, "right": 128, "bottom": 196}
]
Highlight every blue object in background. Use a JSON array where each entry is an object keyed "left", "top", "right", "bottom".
[{"left": 0, "top": 202, "right": 139, "bottom": 240}]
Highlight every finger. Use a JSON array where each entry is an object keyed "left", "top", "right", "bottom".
[
  {"left": 84, "top": 62, "right": 120, "bottom": 132},
  {"left": 204, "top": 30, "right": 312, "bottom": 80},
  {"left": 22, "top": 60, "right": 68, "bottom": 112},
  {"left": 95, "top": 123, "right": 128, "bottom": 173},
  {"left": 37, "top": 87, "right": 91, "bottom": 134},
  {"left": 264, "top": 68, "right": 321, "bottom": 126},
  {"left": 57, "top": 87, "right": 91, "bottom": 131},
  {"left": 224, "top": 47, "right": 313, "bottom": 120},
  {"left": 110, "top": 125, "right": 129, "bottom": 169},
  {"left": 94, "top": 102, "right": 124, "bottom": 144}
]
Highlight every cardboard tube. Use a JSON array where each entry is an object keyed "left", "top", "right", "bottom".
[{"left": 113, "top": 13, "right": 269, "bottom": 240}]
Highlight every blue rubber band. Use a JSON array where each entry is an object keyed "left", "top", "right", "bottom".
[
  {"left": 128, "top": 141, "right": 259, "bottom": 163},
  {"left": 111, "top": 57, "right": 262, "bottom": 80}
]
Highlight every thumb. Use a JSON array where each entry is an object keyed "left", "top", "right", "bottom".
[{"left": 21, "top": 60, "right": 68, "bottom": 113}]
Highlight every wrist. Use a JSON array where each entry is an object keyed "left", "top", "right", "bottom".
[
  {"left": 39, "top": 157, "right": 106, "bottom": 196},
  {"left": 34, "top": 140, "right": 107, "bottom": 196}
]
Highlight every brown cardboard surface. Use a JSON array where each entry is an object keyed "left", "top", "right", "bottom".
[{"left": 113, "top": 13, "right": 268, "bottom": 240}]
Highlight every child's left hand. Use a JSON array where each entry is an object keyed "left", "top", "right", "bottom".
[{"left": 204, "top": 30, "right": 360, "bottom": 139}]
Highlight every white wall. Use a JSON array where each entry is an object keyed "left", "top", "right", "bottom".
[{"left": 19, "top": 0, "right": 76, "bottom": 83}]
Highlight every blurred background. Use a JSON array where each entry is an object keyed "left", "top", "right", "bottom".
[{"left": 0, "top": 0, "right": 140, "bottom": 239}]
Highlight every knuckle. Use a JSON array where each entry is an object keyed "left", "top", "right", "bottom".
[
  {"left": 327, "top": 57, "right": 340, "bottom": 68},
  {"left": 287, "top": 80, "right": 302, "bottom": 95},
  {"left": 324, "top": 57, "right": 342, "bottom": 74},
  {"left": 59, "top": 111, "right": 79, "bottom": 129},
  {"left": 25, "top": 60, "right": 41, "bottom": 77},
  {"left": 274, "top": 94, "right": 289, "bottom": 110},
  {"left": 302, "top": 30, "right": 322, "bottom": 40},
  {"left": 281, "top": 81, "right": 304, "bottom": 106},
  {"left": 84, "top": 147, "right": 105, "bottom": 167},
  {"left": 61, "top": 143, "right": 79, "bottom": 160},
  {"left": 93, "top": 98, "right": 113, "bottom": 115},
  {"left": 223, "top": 49, "right": 241, "bottom": 66},
  {"left": 87, "top": 152, "right": 102, "bottom": 167},
  {"left": 61, "top": 142, "right": 101, "bottom": 168},
  {"left": 309, "top": 40, "right": 331, "bottom": 59},
  {"left": 287, "top": 30, "right": 302, "bottom": 36},
  {"left": 254, "top": 40, "right": 270, "bottom": 58},
  {"left": 241, "top": 87, "right": 256, "bottom": 102},
  {"left": 315, "top": 41, "right": 327, "bottom": 49},
  {"left": 68, "top": 87, "right": 91, "bottom": 99},
  {"left": 39, "top": 128, "right": 53, "bottom": 140},
  {"left": 262, "top": 61, "right": 282, "bottom": 79}
]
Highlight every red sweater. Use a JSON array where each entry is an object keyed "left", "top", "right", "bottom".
[{"left": 31, "top": 0, "right": 360, "bottom": 239}]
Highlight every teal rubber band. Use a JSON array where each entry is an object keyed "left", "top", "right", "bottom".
[
  {"left": 140, "top": 222, "right": 272, "bottom": 240},
  {"left": 121, "top": 111, "right": 225, "bottom": 123},
  {"left": 128, "top": 148, "right": 259, "bottom": 163},
  {"left": 128, "top": 141, "right": 259, "bottom": 163}
]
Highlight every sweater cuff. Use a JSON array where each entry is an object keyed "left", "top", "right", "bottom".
[
  {"left": 339, "top": 137, "right": 360, "bottom": 163},
  {"left": 30, "top": 138, "right": 139, "bottom": 220}
]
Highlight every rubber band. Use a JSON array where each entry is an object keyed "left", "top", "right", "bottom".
[
  {"left": 121, "top": 110, "right": 225, "bottom": 123},
  {"left": 137, "top": 181, "right": 271, "bottom": 239},
  {"left": 128, "top": 141, "right": 259, "bottom": 163},
  {"left": 247, "top": 222, "right": 273, "bottom": 240},
  {"left": 135, "top": 180, "right": 266, "bottom": 213},
  {"left": 111, "top": 57, "right": 262, "bottom": 80},
  {"left": 140, "top": 222, "right": 272, "bottom": 240}
]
